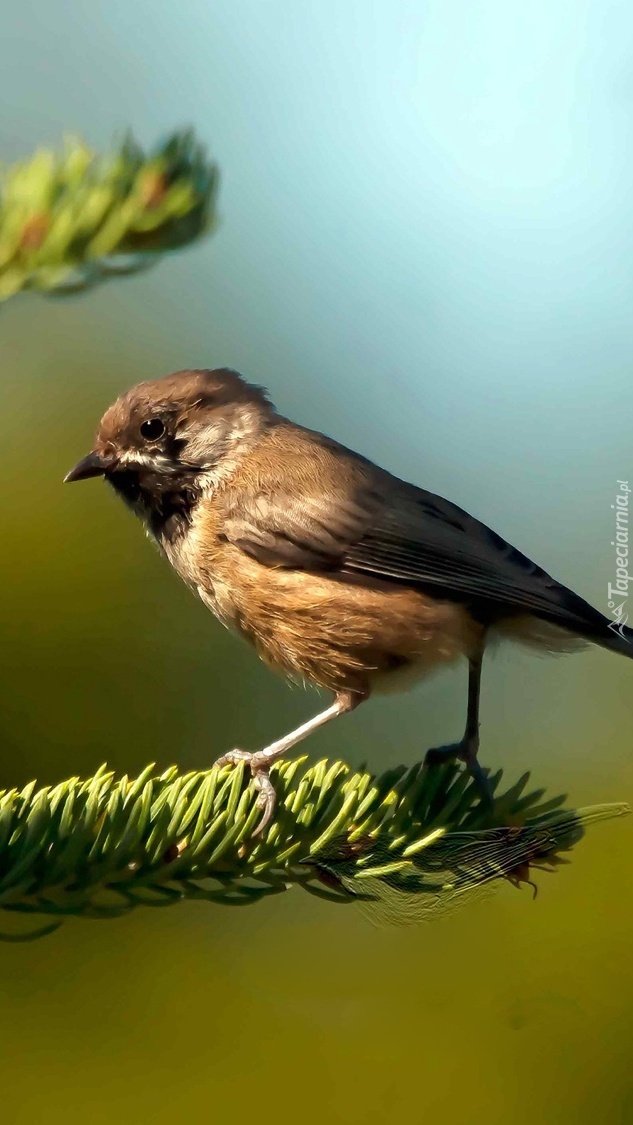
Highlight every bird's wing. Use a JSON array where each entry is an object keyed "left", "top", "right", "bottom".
[{"left": 222, "top": 427, "right": 603, "bottom": 633}]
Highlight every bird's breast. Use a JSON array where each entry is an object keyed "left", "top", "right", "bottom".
[
  {"left": 196, "top": 575, "right": 240, "bottom": 630},
  {"left": 156, "top": 498, "right": 242, "bottom": 633}
]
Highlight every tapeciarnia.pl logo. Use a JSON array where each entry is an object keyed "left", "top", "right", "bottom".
[{"left": 607, "top": 480, "right": 630, "bottom": 639}]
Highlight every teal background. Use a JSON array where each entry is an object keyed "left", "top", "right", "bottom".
[{"left": 1, "top": 2, "right": 632, "bottom": 1122}]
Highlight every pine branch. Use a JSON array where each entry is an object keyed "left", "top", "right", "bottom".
[
  {"left": 0, "top": 129, "right": 218, "bottom": 300},
  {"left": 0, "top": 757, "right": 626, "bottom": 941}
]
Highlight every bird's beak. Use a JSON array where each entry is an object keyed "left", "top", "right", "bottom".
[{"left": 63, "top": 450, "right": 117, "bottom": 483}]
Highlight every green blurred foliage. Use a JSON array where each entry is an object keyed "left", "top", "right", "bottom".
[{"left": 0, "top": 130, "right": 217, "bottom": 299}]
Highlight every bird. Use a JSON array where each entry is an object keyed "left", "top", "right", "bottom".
[{"left": 65, "top": 367, "right": 633, "bottom": 833}]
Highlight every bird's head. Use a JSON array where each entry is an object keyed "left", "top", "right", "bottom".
[{"left": 64, "top": 368, "right": 275, "bottom": 519}]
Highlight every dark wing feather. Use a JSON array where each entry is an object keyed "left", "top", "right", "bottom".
[
  {"left": 224, "top": 487, "right": 370, "bottom": 570},
  {"left": 343, "top": 488, "right": 599, "bottom": 626},
  {"left": 222, "top": 428, "right": 606, "bottom": 636}
]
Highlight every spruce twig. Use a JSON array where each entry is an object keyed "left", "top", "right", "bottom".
[
  {"left": 0, "top": 757, "right": 626, "bottom": 940},
  {"left": 0, "top": 129, "right": 218, "bottom": 300}
]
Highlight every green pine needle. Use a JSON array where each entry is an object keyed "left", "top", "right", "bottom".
[
  {"left": 0, "top": 129, "right": 218, "bottom": 299},
  {"left": 0, "top": 757, "right": 626, "bottom": 940}
]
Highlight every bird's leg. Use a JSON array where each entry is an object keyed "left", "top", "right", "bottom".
[
  {"left": 214, "top": 689, "right": 364, "bottom": 836},
  {"left": 424, "top": 646, "right": 493, "bottom": 804}
]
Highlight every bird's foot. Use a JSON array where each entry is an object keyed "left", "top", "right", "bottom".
[
  {"left": 213, "top": 749, "right": 277, "bottom": 836},
  {"left": 424, "top": 739, "right": 494, "bottom": 807}
]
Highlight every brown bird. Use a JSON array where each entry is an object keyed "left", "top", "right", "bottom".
[{"left": 65, "top": 368, "right": 632, "bottom": 832}]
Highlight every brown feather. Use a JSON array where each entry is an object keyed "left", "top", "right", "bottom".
[{"left": 170, "top": 441, "right": 484, "bottom": 695}]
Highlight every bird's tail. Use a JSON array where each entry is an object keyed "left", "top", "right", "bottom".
[
  {"left": 539, "top": 582, "right": 633, "bottom": 660},
  {"left": 508, "top": 604, "right": 633, "bottom": 660},
  {"left": 590, "top": 622, "right": 633, "bottom": 659}
]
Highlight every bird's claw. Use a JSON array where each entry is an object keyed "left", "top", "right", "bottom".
[
  {"left": 213, "top": 749, "right": 277, "bottom": 836},
  {"left": 424, "top": 741, "right": 494, "bottom": 807}
]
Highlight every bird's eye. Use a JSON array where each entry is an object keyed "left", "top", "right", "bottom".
[{"left": 140, "top": 418, "right": 165, "bottom": 441}]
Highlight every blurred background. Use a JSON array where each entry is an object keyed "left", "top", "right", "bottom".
[{"left": 1, "top": 1, "right": 632, "bottom": 1121}]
